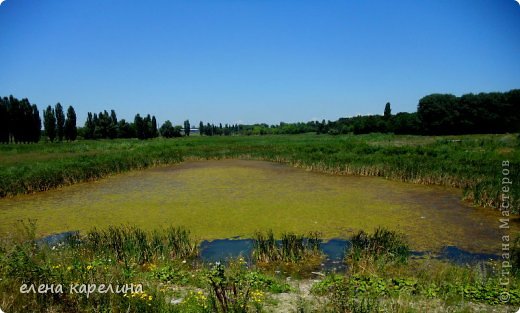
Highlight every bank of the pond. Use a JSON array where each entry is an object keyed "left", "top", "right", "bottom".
[
  {"left": 0, "top": 134, "right": 518, "bottom": 212},
  {"left": 2, "top": 224, "right": 519, "bottom": 313},
  {"left": 0, "top": 160, "right": 515, "bottom": 254},
  {"left": 199, "top": 238, "right": 498, "bottom": 268},
  {"left": 38, "top": 232, "right": 500, "bottom": 270}
]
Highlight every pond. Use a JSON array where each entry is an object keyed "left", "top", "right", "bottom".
[
  {"left": 0, "top": 159, "right": 514, "bottom": 254},
  {"left": 197, "top": 238, "right": 499, "bottom": 270}
]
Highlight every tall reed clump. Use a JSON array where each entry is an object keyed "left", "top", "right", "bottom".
[
  {"left": 253, "top": 231, "right": 321, "bottom": 263},
  {"left": 252, "top": 231, "right": 322, "bottom": 276},
  {"left": 85, "top": 225, "right": 198, "bottom": 264},
  {"left": 346, "top": 227, "right": 410, "bottom": 272}
]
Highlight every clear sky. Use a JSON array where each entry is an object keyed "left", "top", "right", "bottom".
[{"left": 1, "top": 0, "right": 519, "bottom": 126}]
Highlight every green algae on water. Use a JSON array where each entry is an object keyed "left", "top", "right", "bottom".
[{"left": 0, "top": 160, "right": 512, "bottom": 253}]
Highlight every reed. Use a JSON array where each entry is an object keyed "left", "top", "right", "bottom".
[
  {"left": 252, "top": 231, "right": 321, "bottom": 264},
  {"left": 84, "top": 225, "right": 198, "bottom": 264},
  {"left": 347, "top": 227, "right": 410, "bottom": 265},
  {"left": 1, "top": 134, "right": 517, "bottom": 212}
]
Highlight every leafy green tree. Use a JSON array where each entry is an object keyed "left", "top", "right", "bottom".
[
  {"left": 143, "top": 114, "right": 152, "bottom": 139},
  {"left": 110, "top": 110, "right": 117, "bottom": 125},
  {"left": 108, "top": 110, "right": 118, "bottom": 139},
  {"left": 0, "top": 97, "right": 9, "bottom": 143},
  {"left": 204, "top": 123, "right": 211, "bottom": 136},
  {"left": 352, "top": 115, "right": 387, "bottom": 134},
  {"left": 64, "top": 106, "right": 77, "bottom": 141},
  {"left": 184, "top": 120, "right": 190, "bottom": 136},
  {"left": 417, "top": 94, "right": 458, "bottom": 135},
  {"left": 505, "top": 89, "right": 520, "bottom": 133},
  {"left": 117, "top": 119, "right": 135, "bottom": 138},
  {"left": 30, "top": 104, "right": 41, "bottom": 142},
  {"left": 84, "top": 112, "right": 95, "bottom": 139},
  {"left": 416, "top": 91, "right": 520, "bottom": 135},
  {"left": 159, "top": 120, "right": 183, "bottom": 138},
  {"left": 134, "top": 114, "right": 145, "bottom": 139},
  {"left": 173, "top": 125, "right": 183, "bottom": 137},
  {"left": 151, "top": 116, "right": 158, "bottom": 138},
  {"left": 92, "top": 113, "right": 99, "bottom": 137},
  {"left": 8, "top": 96, "right": 21, "bottom": 143},
  {"left": 316, "top": 119, "right": 327, "bottom": 134},
  {"left": 55, "top": 103, "right": 65, "bottom": 141},
  {"left": 199, "top": 121, "right": 204, "bottom": 135},
  {"left": 159, "top": 120, "right": 175, "bottom": 138},
  {"left": 390, "top": 112, "right": 420, "bottom": 134},
  {"left": 93, "top": 111, "right": 107, "bottom": 138},
  {"left": 17, "top": 98, "right": 34, "bottom": 143},
  {"left": 384, "top": 102, "right": 391, "bottom": 120},
  {"left": 0, "top": 96, "right": 38, "bottom": 143},
  {"left": 43, "top": 105, "right": 56, "bottom": 142}
]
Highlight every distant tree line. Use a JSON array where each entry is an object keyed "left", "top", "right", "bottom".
[
  {"left": 198, "top": 122, "right": 242, "bottom": 136},
  {"left": 417, "top": 90, "right": 520, "bottom": 135},
  {"left": 134, "top": 114, "right": 158, "bottom": 139},
  {"left": 320, "top": 89, "right": 519, "bottom": 136},
  {"left": 0, "top": 96, "right": 41, "bottom": 143},
  {"left": 196, "top": 121, "right": 322, "bottom": 136},
  {"left": 82, "top": 111, "right": 159, "bottom": 140},
  {"left": 242, "top": 122, "right": 318, "bottom": 135},
  {"left": 0, "top": 96, "right": 77, "bottom": 143},
  {"left": 3, "top": 89, "right": 518, "bottom": 143},
  {"left": 317, "top": 109, "right": 419, "bottom": 135}
]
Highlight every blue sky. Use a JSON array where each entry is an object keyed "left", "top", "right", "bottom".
[{"left": 1, "top": 0, "right": 519, "bottom": 126}]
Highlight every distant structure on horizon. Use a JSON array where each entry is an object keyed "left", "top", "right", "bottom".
[{"left": 182, "top": 128, "right": 199, "bottom": 135}]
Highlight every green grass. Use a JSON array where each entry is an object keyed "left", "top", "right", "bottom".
[
  {"left": 1, "top": 223, "right": 518, "bottom": 312},
  {"left": 312, "top": 230, "right": 520, "bottom": 312},
  {"left": 1, "top": 133, "right": 518, "bottom": 212}
]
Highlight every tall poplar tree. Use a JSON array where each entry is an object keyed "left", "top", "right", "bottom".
[
  {"left": 0, "top": 98, "right": 9, "bottom": 143},
  {"left": 151, "top": 116, "right": 158, "bottom": 138},
  {"left": 184, "top": 120, "right": 190, "bottom": 136},
  {"left": 55, "top": 103, "right": 65, "bottom": 141},
  {"left": 31, "top": 104, "right": 41, "bottom": 143},
  {"left": 134, "top": 114, "right": 145, "bottom": 139},
  {"left": 384, "top": 102, "right": 392, "bottom": 120},
  {"left": 44, "top": 105, "right": 56, "bottom": 142},
  {"left": 65, "top": 106, "right": 77, "bottom": 141}
]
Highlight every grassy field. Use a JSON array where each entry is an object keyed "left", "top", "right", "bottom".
[{"left": 0, "top": 133, "right": 519, "bottom": 212}]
